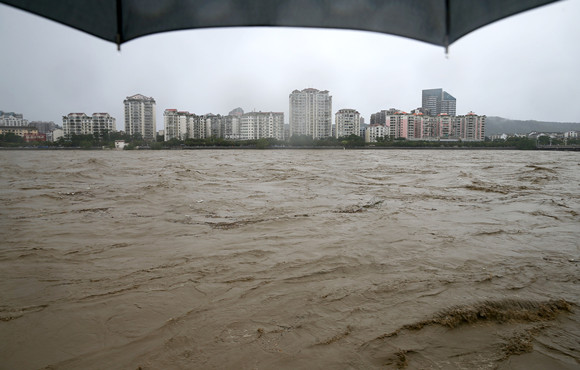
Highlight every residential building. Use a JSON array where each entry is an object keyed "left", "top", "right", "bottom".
[
  {"left": 289, "top": 88, "right": 332, "bottom": 139},
  {"left": 239, "top": 112, "right": 284, "bottom": 140},
  {"left": 163, "top": 109, "right": 188, "bottom": 141},
  {"left": 92, "top": 113, "right": 116, "bottom": 135},
  {"left": 457, "top": 112, "right": 486, "bottom": 141},
  {"left": 29, "top": 121, "right": 58, "bottom": 134},
  {"left": 0, "top": 111, "right": 28, "bottom": 126},
  {"left": 387, "top": 113, "right": 409, "bottom": 139},
  {"left": 189, "top": 114, "right": 206, "bottom": 139},
  {"left": 421, "top": 116, "right": 438, "bottom": 139},
  {"left": 335, "top": 109, "right": 361, "bottom": 138},
  {"left": 63, "top": 113, "right": 92, "bottom": 136},
  {"left": 364, "top": 124, "right": 389, "bottom": 143},
  {"left": 422, "top": 88, "right": 456, "bottom": 116},
  {"left": 370, "top": 109, "right": 400, "bottom": 125},
  {"left": 48, "top": 128, "right": 64, "bottom": 142},
  {"left": 62, "top": 113, "right": 116, "bottom": 137},
  {"left": 124, "top": 94, "right": 156, "bottom": 140},
  {"left": 437, "top": 114, "right": 453, "bottom": 138},
  {"left": 370, "top": 110, "right": 387, "bottom": 125},
  {"left": 377, "top": 111, "right": 485, "bottom": 141},
  {"left": 205, "top": 114, "right": 223, "bottom": 138},
  {"left": 223, "top": 114, "right": 241, "bottom": 140},
  {"left": 0, "top": 126, "right": 38, "bottom": 137}
]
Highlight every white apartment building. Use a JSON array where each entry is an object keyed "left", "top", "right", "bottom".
[
  {"left": 205, "top": 114, "right": 222, "bottom": 138},
  {"left": 63, "top": 113, "right": 115, "bottom": 137},
  {"left": 124, "top": 94, "right": 156, "bottom": 140},
  {"left": 48, "top": 128, "right": 64, "bottom": 142},
  {"left": 239, "top": 112, "right": 284, "bottom": 140},
  {"left": 62, "top": 113, "right": 92, "bottom": 136},
  {"left": 335, "top": 109, "right": 361, "bottom": 138},
  {"left": 189, "top": 115, "right": 206, "bottom": 139},
  {"left": 289, "top": 88, "right": 332, "bottom": 139},
  {"left": 92, "top": 113, "right": 116, "bottom": 134},
  {"left": 164, "top": 110, "right": 189, "bottom": 141},
  {"left": 223, "top": 115, "right": 241, "bottom": 140},
  {"left": 365, "top": 124, "right": 389, "bottom": 143},
  {"left": 0, "top": 111, "right": 29, "bottom": 126}
]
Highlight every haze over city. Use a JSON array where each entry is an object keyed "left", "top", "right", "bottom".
[{"left": 1, "top": 0, "right": 579, "bottom": 130}]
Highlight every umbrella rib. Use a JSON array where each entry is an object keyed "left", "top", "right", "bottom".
[{"left": 116, "top": 0, "right": 123, "bottom": 51}]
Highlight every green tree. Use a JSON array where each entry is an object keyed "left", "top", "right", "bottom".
[
  {"left": 537, "top": 136, "right": 550, "bottom": 145},
  {"left": 289, "top": 135, "right": 314, "bottom": 147},
  {"left": 256, "top": 138, "right": 270, "bottom": 149}
]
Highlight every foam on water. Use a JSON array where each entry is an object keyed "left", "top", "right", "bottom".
[{"left": 0, "top": 149, "right": 579, "bottom": 369}]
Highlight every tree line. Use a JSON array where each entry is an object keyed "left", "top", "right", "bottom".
[{"left": 1, "top": 131, "right": 577, "bottom": 149}]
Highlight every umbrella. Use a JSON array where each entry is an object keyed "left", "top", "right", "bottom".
[{"left": 0, "top": 0, "right": 560, "bottom": 51}]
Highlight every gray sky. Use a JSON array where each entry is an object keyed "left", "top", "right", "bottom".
[{"left": 1, "top": 1, "right": 579, "bottom": 131}]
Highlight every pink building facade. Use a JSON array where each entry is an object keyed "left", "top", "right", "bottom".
[{"left": 366, "top": 112, "right": 485, "bottom": 142}]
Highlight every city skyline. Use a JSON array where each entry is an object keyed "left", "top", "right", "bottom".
[{"left": 1, "top": 1, "right": 579, "bottom": 129}]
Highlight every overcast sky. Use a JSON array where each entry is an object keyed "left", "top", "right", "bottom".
[{"left": 1, "top": 1, "right": 579, "bottom": 131}]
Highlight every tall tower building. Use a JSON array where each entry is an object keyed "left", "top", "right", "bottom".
[
  {"left": 124, "top": 94, "right": 156, "bottom": 140},
  {"left": 289, "top": 88, "right": 332, "bottom": 139},
  {"left": 335, "top": 109, "right": 361, "bottom": 138},
  {"left": 422, "top": 88, "right": 456, "bottom": 116}
]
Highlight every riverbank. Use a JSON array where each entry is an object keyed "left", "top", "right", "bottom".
[{"left": 2, "top": 145, "right": 579, "bottom": 151}]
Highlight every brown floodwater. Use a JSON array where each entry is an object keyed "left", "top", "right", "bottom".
[{"left": 0, "top": 149, "right": 579, "bottom": 369}]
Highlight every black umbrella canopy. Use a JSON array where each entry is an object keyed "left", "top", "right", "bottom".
[{"left": 0, "top": 0, "right": 560, "bottom": 50}]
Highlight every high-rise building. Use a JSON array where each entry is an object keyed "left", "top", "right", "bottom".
[
  {"left": 289, "top": 88, "right": 332, "bottom": 139},
  {"left": 92, "top": 113, "right": 116, "bottom": 135},
  {"left": 62, "top": 113, "right": 115, "bottom": 137},
  {"left": 63, "top": 113, "right": 91, "bottom": 136},
  {"left": 335, "top": 109, "right": 361, "bottom": 138},
  {"left": 422, "top": 88, "right": 456, "bottom": 116},
  {"left": 458, "top": 112, "right": 486, "bottom": 141},
  {"left": 29, "top": 121, "right": 58, "bottom": 134},
  {"left": 163, "top": 109, "right": 189, "bottom": 141},
  {"left": 239, "top": 112, "right": 284, "bottom": 140},
  {"left": 205, "top": 114, "right": 222, "bottom": 138},
  {"left": 124, "top": 94, "right": 156, "bottom": 140}
]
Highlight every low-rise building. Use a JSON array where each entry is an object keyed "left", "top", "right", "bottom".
[
  {"left": 23, "top": 132, "right": 46, "bottom": 142},
  {"left": 564, "top": 131, "right": 579, "bottom": 139},
  {"left": 0, "top": 125, "right": 38, "bottom": 136},
  {"left": 48, "top": 128, "right": 64, "bottom": 142},
  {"left": 364, "top": 124, "right": 389, "bottom": 143}
]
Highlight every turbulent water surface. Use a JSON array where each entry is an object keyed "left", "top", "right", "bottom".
[{"left": 1, "top": 149, "right": 579, "bottom": 369}]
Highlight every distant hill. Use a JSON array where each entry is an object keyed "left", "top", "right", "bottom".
[{"left": 485, "top": 116, "right": 580, "bottom": 136}]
